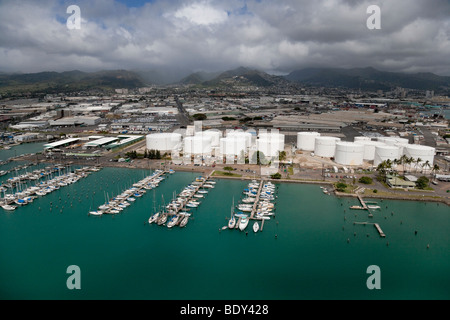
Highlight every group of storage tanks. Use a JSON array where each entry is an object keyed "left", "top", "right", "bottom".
[
  {"left": 297, "top": 132, "right": 435, "bottom": 167},
  {"left": 145, "top": 130, "right": 285, "bottom": 159},
  {"left": 145, "top": 130, "right": 435, "bottom": 167}
]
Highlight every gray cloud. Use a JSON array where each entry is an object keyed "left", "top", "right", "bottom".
[{"left": 0, "top": 0, "right": 449, "bottom": 75}]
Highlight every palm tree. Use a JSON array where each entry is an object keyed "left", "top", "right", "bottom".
[
  {"left": 405, "top": 157, "right": 414, "bottom": 173},
  {"left": 400, "top": 155, "right": 408, "bottom": 173},
  {"left": 432, "top": 164, "right": 440, "bottom": 179},
  {"left": 422, "top": 160, "right": 431, "bottom": 174},
  {"left": 415, "top": 157, "right": 422, "bottom": 173}
]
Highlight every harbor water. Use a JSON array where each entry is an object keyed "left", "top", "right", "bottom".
[{"left": 0, "top": 166, "right": 449, "bottom": 299}]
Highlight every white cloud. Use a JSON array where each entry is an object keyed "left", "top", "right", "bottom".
[
  {"left": 0, "top": 0, "right": 448, "bottom": 75},
  {"left": 173, "top": 1, "right": 228, "bottom": 26}
]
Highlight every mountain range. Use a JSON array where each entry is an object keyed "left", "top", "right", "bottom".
[{"left": 0, "top": 66, "right": 449, "bottom": 95}]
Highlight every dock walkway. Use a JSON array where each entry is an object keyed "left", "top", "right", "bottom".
[
  {"left": 250, "top": 180, "right": 264, "bottom": 220},
  {"left": 170, "top": 170, "right": 215, "bottom": 216},
  {"left": 353, "top": 221, "right": 386, "bottom": 237}
]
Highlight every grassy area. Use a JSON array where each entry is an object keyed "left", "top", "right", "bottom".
[
  {"left": 288, "top": 166, "right": 294, "bottom": 175},
  {"left": 212, "top": 171, "right": 242, "bottom": 178},
  {"left": 334, "top": 182, "right": 357, "bottom": 193}
]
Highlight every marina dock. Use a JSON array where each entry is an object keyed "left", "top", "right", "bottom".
[
  {"left": 93, "top": 169, "right": 167, "bottom": 215},
  {"left": 149, "top": 170, "right": 216, "bottom": 228},
  {"left": 357, "top": 194, "right": 368, "bottom": 210},
  {"left": 250, "top": 180, "right": 264, "bottom": 220},
  {"left": 353, "top": 221, "right": 386, "bottom": 237},
  {"left": 374, "top": 223, "right": 386, "bottom": 237},
  {"left": 171, "top": 171, "right": 215, "bottom": 216}
]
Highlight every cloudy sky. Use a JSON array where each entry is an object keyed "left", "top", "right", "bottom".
[{"left": 0, "top": 0, "right": 449, "bottom": 75}]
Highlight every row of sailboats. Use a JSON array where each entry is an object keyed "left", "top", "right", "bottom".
[
  {"left": 227, "top": 180, "right": 278, "bottom": 233},
  {"left": 1, "top": 165, "right": 99, "bottom": 211},
  {"left": 148, "top": 176, "right": 216, "bottom": 229},
  {"left": 89, "top": 169, "right": 167, "bottom": 216}
]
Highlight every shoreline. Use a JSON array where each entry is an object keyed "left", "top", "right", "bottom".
[{"left": 13, "top": 156, "right": 450, "bottom": 206}]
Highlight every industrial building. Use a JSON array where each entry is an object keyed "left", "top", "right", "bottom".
[
  {"left": 106, "top": 135, "right": 144, "bottom": 150},
  {"left": 44, "top": 138, "right": 80, "bottom": 150},
  {"left": 83, "top": 137, "right": 119, "bottom": 149}
]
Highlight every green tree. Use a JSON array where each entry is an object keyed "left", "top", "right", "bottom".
[
  {"left": 416, "top": 176, "right": 429, "bottom": 189},
  {"left": 335, "top": 182, "right": 347, "bottom": 192},
  {"left": 224, "top": 166, "right": 234, "bottom": 173},
  {"left": 271, "top": 172, "right": 282, "bottom": 179},
  {"left": 358, "top": 176, "right": 373, "bottom": 184},
  {"left": 193, "top": 113, "right": 207, "bottom": 121}
]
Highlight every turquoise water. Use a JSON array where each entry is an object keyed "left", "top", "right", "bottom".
[
  {"left": 0, "top": 142, "right": 46, "bottom": 162},
  {"left": 0, "top": 167, "right": 448, "bottom": 300}
]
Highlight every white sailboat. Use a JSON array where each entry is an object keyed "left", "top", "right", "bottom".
[
  {"left": 228, "top": 197, "right": 236, "bottom": 229},
  {"left": 2, "top": 204, "right": 17, "bottom": 211},
  {"left": 239, "top": 215, "right": 249, "bottom": 231},
  {"left": 253, "top": 221, "right": 259, "bottom": 233}
]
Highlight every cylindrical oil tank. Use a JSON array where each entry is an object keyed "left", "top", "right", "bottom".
[
  {"left": 334, "top": 142, "right": 364, "bottom": 166},
  {"left": 354, "top": 141, "right": 386, "bottom": 161},
  {"left": 314, "top": 136, "right": 341, "bottom": 157},
  {"left": 403, "top": 145, "right": 435, "bottom": 164},
  {"left": 297, "top": 132, "right": 320, "bottom": 151},
  {"left": 197, "top": 130, "right": 222, "bottom": 147},
  {"left": 226, "top": 130, "right": 252, "bottom": 146},
  {"left": 146, "top": 133, "right": 182, "bottom": 151},
  {"left": 183, "top": 135, "right": 213, "bottom": 155},
  {"left": 354, "top": 136, "right": 372, "bottom": 143},
  {"left": 377, "top": 137, "right": 409, "bottom": 146},
  {"left": 374, "top": 145, "right": 400, "bottom": 166},
  {"left": 220, "top": 137, "right": 248, "bottom": 156},
  {"left": 257, "top": 133, "right": 285, "bottom": 157}
]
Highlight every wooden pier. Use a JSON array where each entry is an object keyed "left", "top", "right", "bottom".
[
  {"left": 353, "top": 221, "right": 386, "bottom": 237},
  {"left": 357, "top": 194, "right": 368, "bottom": 210},
  {"left": 170, "top": 170, "right": 215, "bottom": 216},
  {"left": 249, "top": 180, "right": 264, "bottom": 220},
  {"left": 374, "top": 223, "right": 386, "bottom": 237}
]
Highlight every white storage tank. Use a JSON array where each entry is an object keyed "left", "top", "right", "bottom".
[
  {"left": 297, "top": 132, "right": 320, "bottom": 151},
  {"left": 226, "top": 130, "right": 252, "bottom": 146},
  {"left": 377, "top": 137, "right": 409, "bottom": 146},
  {"left": 220, "top": 136, "right": 248, "bottom": 156},
  {"left": 354, "top": 136, "right": 372, "bottom": 143},
  {"left": 374, "top": 145, "right": 400, "bottom": 166},
  {"left": 146, "top": 133, "right": 182, "bottom": 151},
  {"left": 183, "top": 135, "right": 213, "bottom": 155},
  {"left": 314, "top": 136, "right": 341, "bottom": 158},
  {"left": 403, "top": 145, "right": 435, "bottom": 164},
  {"left": 354, "top": 141, "right": 386, "bottom": 161},
  {"left": 195, "top": 130, "right": 222, "bottom": 147},
  {"left": 334, "top": 142, "right": 364, "bottom": 166},
  {"left": 257, "top": 132, "right": 285, "bottom": 157}
]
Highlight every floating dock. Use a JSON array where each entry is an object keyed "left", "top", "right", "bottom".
[
  {"left": 250, "top": 180, "right": 264, "bottom": 220},
  {"left": 353, "top": 221, "right": 386, "bottom": 237},
  {"left": 374, "top": 223, "right": 386, "bottom": 237}
]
